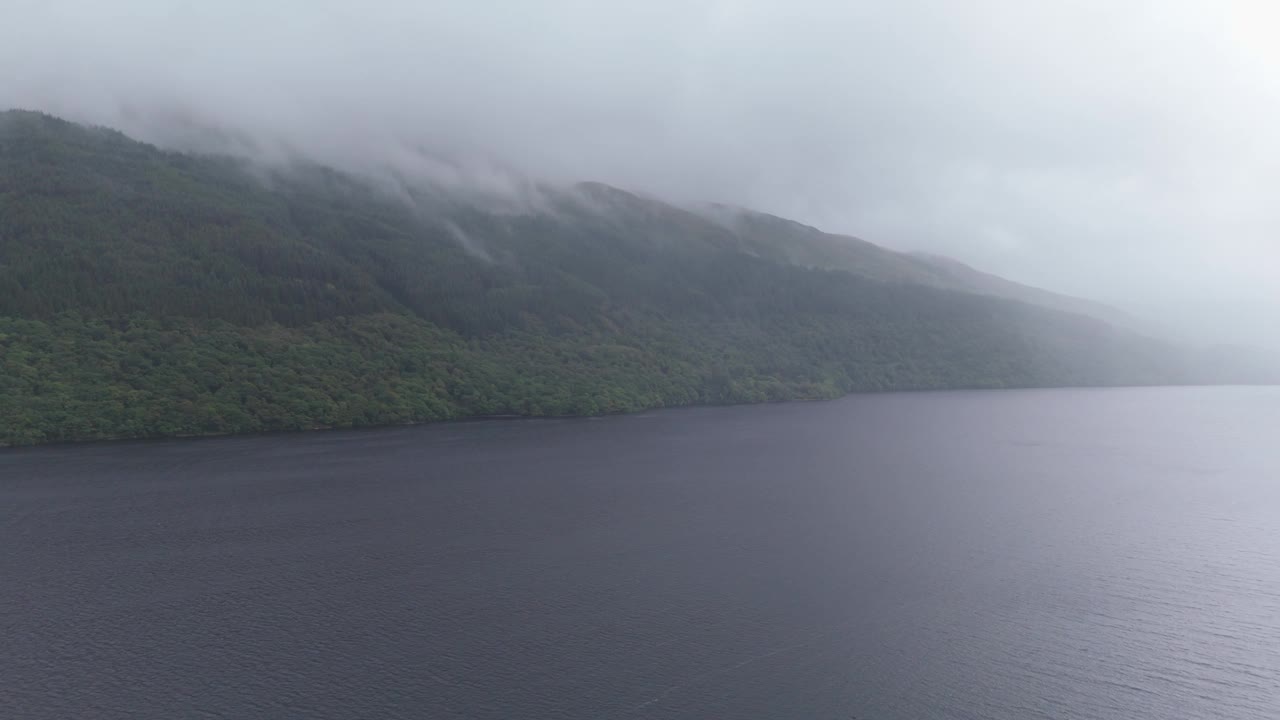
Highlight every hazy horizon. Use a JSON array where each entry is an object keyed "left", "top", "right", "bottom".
[{"left": 4, "top": 1, "right": 1277, "bottom": 350}]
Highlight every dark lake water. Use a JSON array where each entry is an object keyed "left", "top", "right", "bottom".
[{"left": 4, "top": 387, "right": 1280, "bottom": 719}]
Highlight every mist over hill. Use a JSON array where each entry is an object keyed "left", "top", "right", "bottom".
[
  {"left": 8, "top": 1, "right": 1280, "bottom": 356},
  {"left": 0, "top": 111, "right": 1270, "bottom": 445}
]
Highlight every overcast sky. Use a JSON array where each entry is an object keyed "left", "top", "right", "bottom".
[{"left": 3, "top": 1, "right": 1277, "bottom": 347}]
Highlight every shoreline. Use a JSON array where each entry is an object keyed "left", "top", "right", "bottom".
[{"left": 3, "top": 381, "right": 1270, "bottom": 452}]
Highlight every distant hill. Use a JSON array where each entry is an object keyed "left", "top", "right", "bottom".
[
  {"left": 0, "top": 110, "right": 1262, "bottom": 445},
  {"left": 906, "top": 252, "right": 1145, "bottom": 330},
  {"left": 696, "top": 203, "right": 1141, "bottom": 329}
]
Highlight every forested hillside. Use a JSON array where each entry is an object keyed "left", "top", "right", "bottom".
[{"left": 0, "top": 111, "right": 1203, "bottom": 445}]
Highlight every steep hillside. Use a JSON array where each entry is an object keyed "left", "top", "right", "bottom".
[{"left": 0, "top": 111, "right": 1214, "bottom": 445}]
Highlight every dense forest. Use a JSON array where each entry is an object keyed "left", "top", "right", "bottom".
[{"left": 0, "top": 110, "right": 1218, "bottom": 445}]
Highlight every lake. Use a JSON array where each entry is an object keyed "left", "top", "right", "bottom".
[{"left": 3, "top": 387, "right": 1279, "bottom": 719}]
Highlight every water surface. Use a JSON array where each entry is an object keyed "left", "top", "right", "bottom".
[{"left": 3, "top": 387, "right": 1279, "bottom": 718}]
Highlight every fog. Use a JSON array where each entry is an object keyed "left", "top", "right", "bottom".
[{"left": 3, "top": 1, "right": 1277, "bottom": 349}]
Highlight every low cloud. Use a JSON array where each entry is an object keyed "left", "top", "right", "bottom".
[{"left": 3, "top": 0, "right": 1277, "bottom": 348}]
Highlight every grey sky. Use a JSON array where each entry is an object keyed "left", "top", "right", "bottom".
[{"left": 4, "top": 1, "right": 1277, "bottom": 347}]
